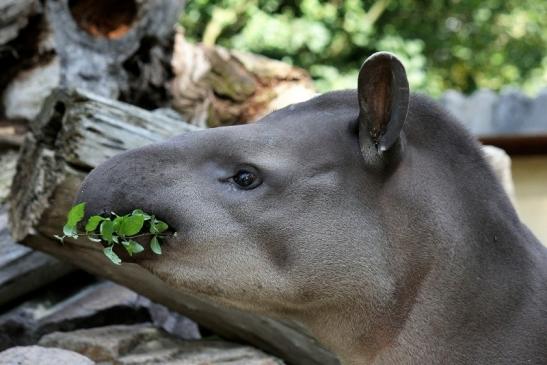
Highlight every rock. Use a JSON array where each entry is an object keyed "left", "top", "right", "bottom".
[
  {"left": 36, "top": 281, "right": 152, "bottom": 334},
  {"left": 39, "top": 324, "right": 283, "bottom": 365},
  {"left": 145, "top": 301, "right": 201, "bottom": 340},
  {"left": 0, "top": 279, "right": 201, "bottom": 351},
  {"left": 34, "top": 280, "right": 200, "bottom": 340},
  {"left": 0, "top": 271, "right": 95, "bottom": 350},
  {"left": 0, "top": 280, "right": 151, "bottom": 350},
  {"left": 0, "top": 345, "right": 94, "bottom": 365}
]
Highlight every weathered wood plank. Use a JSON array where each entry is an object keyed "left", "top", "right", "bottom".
[
  {"left": 0, "top": 205, "right": 74, "bottom": 307},
  {"left": 9, "top": 88, "right": 198, "bottom": 241}
]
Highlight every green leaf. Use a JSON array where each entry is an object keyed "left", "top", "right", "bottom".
[
  {"left": 130, "top": 240, "right": 145, "bottom": 254},
  {"left": 150, "top": 218, "right": 168, "bottom": 234},
  {"left": 66, "top": 202, "right": 86, "bottom": 227},
  {"left": 119, "top": 214, "right": 144, "bottom": 236},
  {"left": 63, "top": 224, "right": 78, "bottom": 238},
  {"left": 129, "top": 240, "right": 145, "bottom": 255},
  {"left": 132, "top": 209, "right": 151, "bottom": 220},
  {"left": 85, "top": 215, "right": 103, "bottom": 232},
  {"left": 112, "top": 216, "right": 124, "bottom": 234},
  {"left": 121, "top": 239, "right": 145, "bottom": 256},
  {"left": 103, "top": 246, "right": 121, "bottom": 265},
  {"left": 150, "top": 236, "right": 162, "bottom": 255},
  {"left": 121, "top": 240, "right": 130, "bottom": 253},
  {"left": 155, "top": 220, "right": 169, "bottom": 233},
  {"left": 100, "top": 220, "right": 114, "bottom": 243}
]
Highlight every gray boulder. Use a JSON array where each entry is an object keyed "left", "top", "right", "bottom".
[
  {"left": 39, "top": 324, "right": 283, "bottom": 365},
  {"left": 0, "top": 345, "right": 94, "bottom": 365},
  {"left": 0, "top": 279, "right": 200, "bottom": 351}
]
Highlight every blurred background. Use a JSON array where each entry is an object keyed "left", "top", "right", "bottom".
[{"left": 182, "top": 0, "right": 547, "bottom": 95}]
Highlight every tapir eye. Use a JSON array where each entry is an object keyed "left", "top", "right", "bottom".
[{"left": 231, "top": 169, "right": 261, "bottom": 189}]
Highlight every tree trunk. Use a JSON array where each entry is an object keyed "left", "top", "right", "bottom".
[
  {"left": 8, "top": 88, "right": 339, "bottom": 365},
  {"left": 1, "top": 0, "right": 185, "bottom": 122}
]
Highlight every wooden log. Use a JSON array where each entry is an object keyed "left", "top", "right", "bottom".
[
  {"left": 9, "top": 88, "right": 198, "bottom": 241},
  {"left": 0, "top": 150, "right": 18, "bottom": 203},
  {"left": 0, "top": 204, "right": 74, "bottom": 307},
  {"left": 171, "top": 29, "right": 317, "bottom": 127},
  {"left": 0, "top": 0, "right": 40, "bottom": 46},
  {"left": 1, "top": 0, "right": 185, "bottom": 121},
  {"left": 8, "top": 88, "right": 338, "bottom": 365}
]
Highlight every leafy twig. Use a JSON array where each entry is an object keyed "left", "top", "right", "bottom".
[{"left": 55, "top": 203, "right": 174, "bottom": 265}]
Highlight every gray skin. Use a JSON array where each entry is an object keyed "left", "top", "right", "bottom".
[{"left": 76, "top": 53, "right": 547, "bottom": 364}]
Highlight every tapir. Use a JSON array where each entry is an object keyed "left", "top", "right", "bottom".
[{"left": 76, "top": 52, "right": 547, "bottom": 364}]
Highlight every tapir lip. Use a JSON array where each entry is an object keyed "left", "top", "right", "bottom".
[{"left": 76, "top": 176, "right": 180, "bottom": 232}]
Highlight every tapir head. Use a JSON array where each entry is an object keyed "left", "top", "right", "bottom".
[{"left": 77, "top": 53, "right": 502, "bottom": 357}]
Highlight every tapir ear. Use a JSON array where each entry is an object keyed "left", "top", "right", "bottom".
[{"left": 357, "top": 52, "right": 409, "bottom": 154}]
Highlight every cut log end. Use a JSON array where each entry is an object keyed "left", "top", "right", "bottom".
[{"left": 8, "top": 88, "right": 196, "bottom": 242}]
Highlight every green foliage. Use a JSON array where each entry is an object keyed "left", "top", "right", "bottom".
[
  {"left": 181, "top": 0, "right": 547, "bottom": 95},
  {"left": 55, "top": 203, "right": 173, "bottom": 265},
  {"left": 61, "top": 202, "right": 86, "bottom": 238},
  {"left": 150, "top": 236, "right": 162, "bottom": 255}
]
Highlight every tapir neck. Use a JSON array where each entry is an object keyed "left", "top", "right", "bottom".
[
  {"left": 305, "top": 201, "right": 547, "bottom": 365},
  {"left": 371, "top": 221, "right": 547, "bottom": 364}
]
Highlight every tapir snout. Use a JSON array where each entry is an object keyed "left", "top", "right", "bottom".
[{"left": 76, "top": 53, "right": 547, "bottom": 365}]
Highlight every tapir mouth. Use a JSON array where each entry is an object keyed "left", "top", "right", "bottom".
[
  {"left": 74, "top": 145, "right": 183, "bottom": 256},
  {"left": 112, "top": 214, "right": 179, "bottom": 263}
]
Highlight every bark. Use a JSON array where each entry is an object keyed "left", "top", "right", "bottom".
[
  {"left": 9, "top": 88, "right": 198, "bottom": 241},
  {"left": 0, "top": 0, "right": 40, "bottom": 46},
  {"left": 0, "top": 121, "right": 25, "bottom": 150},
  {"left": 171, "top": 29, "right": 317, "bottom": 127},
  {"left": 1, "top": 0, "right": 185, "bottom": 121},
  {"left": 7, "top": 88, "right": 338, "bottom": 365}
]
